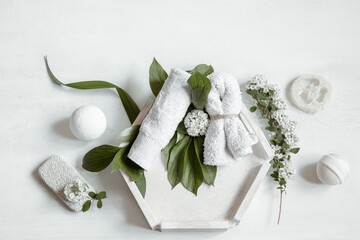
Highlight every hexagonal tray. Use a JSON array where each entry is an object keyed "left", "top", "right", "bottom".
[{"left": 119, "top": 98, "right": 273, "bottom": 231}]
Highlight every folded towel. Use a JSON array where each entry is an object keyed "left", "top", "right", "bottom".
[
  {"left": 204, "top": 72, "right": 258, "bottom": 166},
  {"left": 128, "top": 68, "right": 191, "bottom": 170}
]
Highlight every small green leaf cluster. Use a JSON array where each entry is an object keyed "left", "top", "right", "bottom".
[
  {"left": 82, "top": 129, "right": 146, "bottom": 198},
  {"left": 246, "top": 80, "right": 300, "bottom": 193},
  {"left": 82, "top": 191, "right": 107, "bottom": 212}
]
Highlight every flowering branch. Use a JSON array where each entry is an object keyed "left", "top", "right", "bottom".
[{"left": 246, "top": 75, "right": 300, "bottom": 224}]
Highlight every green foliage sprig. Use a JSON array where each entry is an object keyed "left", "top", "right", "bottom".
[
  {"left": 246, "top": 75, "right": 300, "bottom": 224},
  {"left": 82, "top": 191, "right": 107, "bottom": 212}
]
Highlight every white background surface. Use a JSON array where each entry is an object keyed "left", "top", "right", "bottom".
[{"left": 1, "top": 0, "right": 359, "bottom": 239}]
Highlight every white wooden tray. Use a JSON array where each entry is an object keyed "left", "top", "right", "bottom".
[{"left": 119, "top": 98, "right": 273, "bottom": 231}]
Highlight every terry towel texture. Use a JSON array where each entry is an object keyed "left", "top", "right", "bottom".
[
  {"left": 204, "top": 72, "right": 258, "bottom": 166},
  {"left": 128, "top": 68, "right": 191, "bottom": 170}
]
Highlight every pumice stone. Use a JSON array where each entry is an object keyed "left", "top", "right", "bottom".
[
  {"left": 70, "top": 105, "right": 107, "bottom": 141},
  {"left": 289, "top": 75, "right": 332, "bottom": 113},
  {"left": 316, "top": 154, "right": 350, "bottom": 185}
]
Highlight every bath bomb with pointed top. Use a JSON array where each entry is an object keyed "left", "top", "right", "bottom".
[{"left": 70, "top": 105, "right": 107, "bottom": 141}]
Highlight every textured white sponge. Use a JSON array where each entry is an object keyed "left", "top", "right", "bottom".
[{"left": 70, "top": 105, "right": 107, "bottom": 141}]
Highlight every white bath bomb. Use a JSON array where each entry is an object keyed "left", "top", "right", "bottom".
[
  {"left": 316, "top": 154, "right": 350, "bottom": 185},
  {"left": 70, "top": 105, "right": 107, "bottom": 141}
]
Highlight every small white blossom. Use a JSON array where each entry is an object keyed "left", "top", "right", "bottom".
[
  {"left": 64, "top": 179, "right": 90, "bottom": 203},
  {"left": 284, "top": 132, "right": 299, "bottom": 148},
  {"left": 273, "top": 98, "right": 287, "bottom": 110},
  {"left": 271, "top": 110, "right": 289, "bottom": 127},
  {"left": 271, "top": 145, "right": 281, "bottom": 152},
  {"left": 278, "top": 164, "right": 296, "bottom": 181},
  {"left": 282, "top": 120, "right": 297, "bottom": 133},
  {"left": 184, "top": 110, "right": 210, "bottom": 137}
]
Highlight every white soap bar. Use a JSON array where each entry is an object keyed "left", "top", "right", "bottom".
[
  {"left": 70, "top": 105, "right": 107, "bottom": 141},
  {"left": 38, "top": 156, "right": 95, "bottom": 212}
]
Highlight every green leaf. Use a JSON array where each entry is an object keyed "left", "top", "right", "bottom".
[
  {"left": 135, "top": 172, "right": 146, "bottom": 198},
  {"left": 83, "top": 145, "right": 120, "bottom": 172},
  {"left": 182, "top": 140, "right": 204, "bottom": 195},
  {"left": 191, "top": 64, "right": 214, "bottom": 76},
  {"left": 194, "top": 137, "right": 216, "bottom": 186},
  {"left": 45, "top": 56, "right": 140, "bottom": 124},
  {"left": 279, "top": 178, "right": 286, "bottom": 186},
  {"left": 176, "top": 120, "right": 187, "bottom": 134},
  {"left": 289, "top": 147, "right": 300, "bottom": 154},
  {"left": 163, "top": 133, "right": 177, "bottom": 167},
  {"left": 167, "top": 136, "right": 191, "bottom": 188},
  {"left": 257, "top": 93, "right": 267, "bottom": 100},
  {"left": 97, "top": 199, "right": 103, "bottom": 209},
  {"left": 88, "top": 192, "right": 96, "bottom": 198},
  {"left": 82, "top": 200, "right": 91, "bottom": 212},
  {"left": 276, "top": 133, "right": 284, "bottom": 142},
  {"left": 176, "top": 132, "right": 185, "bottom": 143},
  {"left": 187, "top": 71, "right": 212, "bottom": 110},
  {"left": 111, "top": 147, "right": 127, "bottom": 173},
  {"left": 258, "top": 101, "right": 267, "bottom": 107},
  {"left": 247, "top": 89, "right": 258, "bottom": 96},
  {"left": 149, "top": 58, "right": 168, "bottom": 96},
  {"left": 282, "top": 142, "right": 290, "bottom": 150},
  {"left": 96, "top": 191, "right": 107, "bottom": 199},
  {"left": 111, "top": 145, "right": 143, "bottom": 181},
  {"left": 250, "top": 106, "right": 257, "bottom": 112},
  {"left": 118, "top": 125, "right": 140, "bottom": 142}
]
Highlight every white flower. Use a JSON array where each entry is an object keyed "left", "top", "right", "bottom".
[
  {"left": 282, "top": 120, "right": 297, "bottom": 133},
  {"left": 271, "top": 145, "right": 281, "bottom": 152},
  {"left": 278, "top": 164, "right": 296, "bottom": 181},
  {"left": 184, "top": 110, "right": 210, "bottom": 137},
  {"left": 275, "top": 152, "right": 285, "bottom": 159},
  {"left": 284, "top": 132, "right": 299, "bottom": 148},
  {"left": 64, "top": 179, "right": 90, "bottom": 203},
  {"left": 271, "top": 110, "right": 289, "bottom": 127},
  {"left": 273, "top": 98, "right": 287, "bottom": 110}
]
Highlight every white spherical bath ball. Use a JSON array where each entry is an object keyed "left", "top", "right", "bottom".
[
  {"left": 70, "top": 105, "right": 107, "bottom": 141},
  {"left": 316, "top": 154, "right": 350, "bottom": 185}
]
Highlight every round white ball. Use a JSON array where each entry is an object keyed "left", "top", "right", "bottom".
[
  {"left": 316, "top": 154, "right": 350, "bottom": 185},
  {"left": 69, "top": 105, "right": 107, "bottom": 141}
]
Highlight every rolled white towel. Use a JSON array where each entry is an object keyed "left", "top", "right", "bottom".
[
  {"left": 204, "top": 72, "right": 257, "bottom": 166},
  {"left": 128, "top": 68, "right": 191, "bottom": 171}
]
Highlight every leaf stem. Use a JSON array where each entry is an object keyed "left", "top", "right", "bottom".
[{"left": 277, "top": 190, "right": 283, "bottom": 225}]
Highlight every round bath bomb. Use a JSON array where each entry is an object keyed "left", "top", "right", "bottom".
[
  {"left": 70, "top": 105, "right": 107, "bottom": 141},
  {"left": 316, "top": 154, "right": 350, "bottom": 185}
]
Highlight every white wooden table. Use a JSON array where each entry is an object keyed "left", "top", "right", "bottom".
[{"left": 0, "top": 0, "right": 359, "bottom": 239}]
